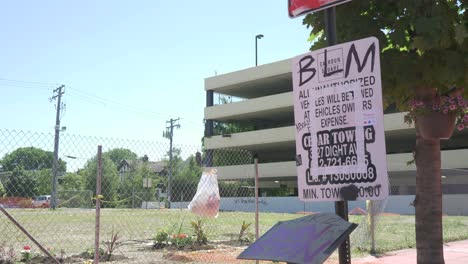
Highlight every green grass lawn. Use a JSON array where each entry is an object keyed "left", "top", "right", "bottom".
[
  {"left": 354, "top": 214, "right": 468, "bottom": 255},
  {"left": 1, "top": 208, "right": 468, "bottom": 258}
]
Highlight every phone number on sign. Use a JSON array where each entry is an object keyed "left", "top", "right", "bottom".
[{"left": 318, "top": 156, "right": 357, "bottom": 167}]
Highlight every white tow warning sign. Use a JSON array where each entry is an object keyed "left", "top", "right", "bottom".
[{"left": 292, "top": 37, "right": 389, "bottom": 202}]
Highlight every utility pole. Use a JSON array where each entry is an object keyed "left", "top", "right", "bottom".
[
  {"left": 163, "top": 118, "right": 180, "bottom": 209},
  {"left": 50, "top": 85, "right": 65, "bottom": 210}
]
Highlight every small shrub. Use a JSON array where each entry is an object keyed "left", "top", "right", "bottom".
[
  {"left": 84, "top": 247, "right": 105, "bottom": 259},
  {"left": 57, "top": 249, "right": 66, "bottom": 263},
  {"left": 191, "top": 219, "right": 208, "bottom": 245},
  {"left": 170, "top": 234, "right": 193, "bottom": 249},
  {"left": 21, "top": 245, "right": 33, "bottom": 262},
  {"left": 154, "top": 218, "right": 197, "bottom": 250},
  {"left": 154, "top": 229, "right": 170, "bottom": 248},
  {"left": 46, "top": 247, "right": 66, "bottom": 263},
  {"left": 170, "top": 218, "right": 195, "bottom": 249},
  {"left": 102, "top": 228, "right": 123, "bottom": 260},
  {"left": 237, "top": 221, "right": 252, "bottom": 243}
]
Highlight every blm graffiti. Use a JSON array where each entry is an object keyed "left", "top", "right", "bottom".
[{"left": 292, "top": 37, "right": 389, "bottom": 202}]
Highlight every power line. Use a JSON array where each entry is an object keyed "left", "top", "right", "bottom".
[
  {"left": 68, "top": 87, "right": 164, "bottom": 115},
  {"left": 0, "top": 77, "right": 200, "bottom": 127},
  {"left": 0, "top": 83, "right": 52, "bottom": 91},
  {"left": 68, "top": 91, "right": 169, "bottom": 120},
  {"left": 0, "top": 78, "right": 58, "bottom": 87},
  {"left": 67, "top": 90, "right": 107, "bottom": 106},
  {"left": 67, "top": 87, "right": 175, "bottom": 120},
  {"left": 180, "top": 117, "right": 204, "bottom": 128},
  {"left": 67, "top": 89, "right": 204, "bottom": 126}
]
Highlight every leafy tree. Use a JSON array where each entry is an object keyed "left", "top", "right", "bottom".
[
  {"left": 162, "top": 148, "right": 185, "bottom": 201},
  {"left": 213, "top": 96, "right": 255, "bottom": 135},
  {"left": 166, "top": 148, "right": 183, "bottom": 170},
  {"left": 0, "top": 181, "right": 5, "bottom": 197},
  {"left": 60, "top": 172, "right": 84, "bottom": 190},
  {"left": 303, "top": 1, "right": 467, "bottom": 262},
  {"left": 211, "top": 148, "right": 253, "bottom": 167},
  {"left": 118, "top": 160, "right": 157, "bottom": 208},
  {"left": 1, "top": 147, "right": 66, "bottom": 172},
  {"left": 4, "top": 166, "right": 37, "bottom": 197},
  {"left": 0, "top": 147, "right": 68, "bottom": 197},
  {"left": 78, "top": 148, "right": 138, "bottom": 208},
  {"left": 171, "top": 155, "right": 202, "bottom": 202},
  {"left": 304, "top": 1, "right": 467, "bottom": 106},
  {"left": 83, "top": 156, "right": 119, "bottom": 207},
  {"left": 219, "top": 180, "right": 254, "bottom": 197},
  {"left": 213, "top": 121, "right": 255, "bottom": 135},
  {"left": 202, "top": 95, "right": 255, "bottom": 167},
  {"left": 26, "top": 169, "right": 83, "bottom": 196},
  {"left": 266, "top": 186, "right": 296, "bottom": 197},
  {"left": 36, "top": 169, "right": 52, "bottom": 195},
  {"left": 104, "top": 148, "right": 138, "bottom": 167}
]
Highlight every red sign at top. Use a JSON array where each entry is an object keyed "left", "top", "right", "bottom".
[{"left": 288, "top": 0, "right": 352, "bottom": 18}]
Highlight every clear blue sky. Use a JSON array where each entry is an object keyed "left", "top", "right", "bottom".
[{"left": 0, "top": 0, "right": 312, "bottom": 147}]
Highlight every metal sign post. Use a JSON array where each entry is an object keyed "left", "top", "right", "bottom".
[
  {"left": 290, "top": 2, "right": 388, "bottom": 264},
  {"left": 324, "top": 7, "right": 351, "bottom": 264},
  {"left": 254, "top": 154, "right": 260, "bottom": 264}
]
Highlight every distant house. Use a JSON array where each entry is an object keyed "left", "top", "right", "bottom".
[{"left": 117, "top": 159, "right": 167, "bottom": 182}]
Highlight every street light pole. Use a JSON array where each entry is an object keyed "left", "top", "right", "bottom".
[{"left": 255, "top": 34, "right": 264, "bottom": 66}]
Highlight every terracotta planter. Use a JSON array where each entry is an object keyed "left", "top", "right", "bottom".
[{"left": 417, "top": 112, "right": 456, "bottom": 140}]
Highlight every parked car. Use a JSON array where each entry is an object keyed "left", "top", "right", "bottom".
[{"left": 32, "top": 195, "right": 51, "bottom": 208}]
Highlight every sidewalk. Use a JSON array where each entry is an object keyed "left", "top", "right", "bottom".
[{"left": 352, "top": 240, "right": 468, "bottom": 264}]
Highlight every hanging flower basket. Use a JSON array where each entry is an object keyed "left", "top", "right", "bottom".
[
  {"left": 417, "top": 112, "right": 456, "bottom": 140},
  {"left": 404, "top": 93, "right": 468, "bottom": 140}
]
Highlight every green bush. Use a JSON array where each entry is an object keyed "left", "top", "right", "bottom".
[
  {"left": 191, "top": 219, "right": 208, "bottom": 245},
  {"left": 154, "top": 230, "right": 169, "bottom": 247},
  {"left": 170, "top": 234, "right": 193, "bottom": 249}
]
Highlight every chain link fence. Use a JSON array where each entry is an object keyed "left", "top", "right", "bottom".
[
  {"left": 0, "top": 129, "right": 280, "bottom": 263},
  {"left": 1, "top": 128, "right": 466, "bottom": 263}
]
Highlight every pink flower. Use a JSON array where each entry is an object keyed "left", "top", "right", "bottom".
[
  {"left": 23, "top": 245, "right": 31, "bottom": 251},
  {"left": 443, "top": 108, "right": 449, "bottom": 114},
  {"left": 457, "top": 124, "right": 465, "bottom": 131},
  {"left": 464, "top": 114, "right": 468, "bottom": 122},
  {"left": 449, "top": 104, "right": 457, "bottom": 110}
]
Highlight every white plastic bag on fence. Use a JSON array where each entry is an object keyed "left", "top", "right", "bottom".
[{"left": 188, "top": 169, "right": 220, "bottom": 218}]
